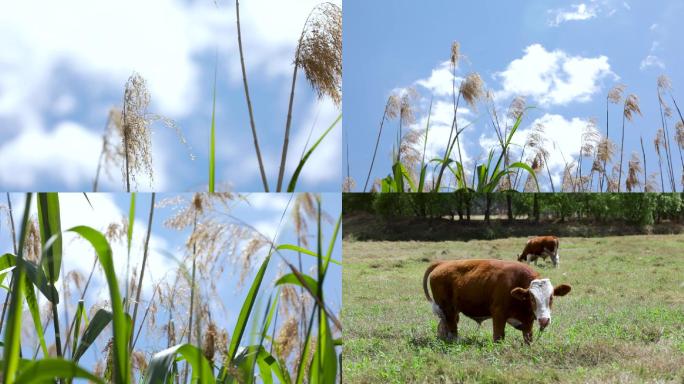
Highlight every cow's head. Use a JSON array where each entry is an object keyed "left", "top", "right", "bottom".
[
  {"left": 516, "top": 254, "right": 526, "bottom": 262},
  {"left": 510, "top": 279, "right": 571, "bottom": 330}
]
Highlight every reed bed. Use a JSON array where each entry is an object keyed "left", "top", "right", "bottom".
[
  {"left": 354, "top": 42, "right": 684, "bottom": 193},
  {"left": 0, "top": 192, "right": 341, "bottom": 383}
]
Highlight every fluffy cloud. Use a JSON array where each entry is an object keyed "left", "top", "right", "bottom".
[
  {"left": 416, "top": 62, "right": 463, "bottom": 97},
  {"left": 489, "top": 113, "right": 588, "bottom": 191},
  {"left": 0, "top": 122, "right": 165, "bottom": 190},
  {"left": 495, "top": 44, "right": 615, "bottom": 106},
  {"left": 0, "top": 123, "right": 102, "bottom": 189}
]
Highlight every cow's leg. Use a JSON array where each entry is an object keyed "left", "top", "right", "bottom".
[
  {"left": 442, "top": 307, "right": 459, "bottom": 342},
  {"left": 521, "top": 323, "right": 534, "bottom": 345},
  {"left": 552, "top": 251, "right": 559, "bottom": 268},
  {"left": 435, "top": 301, "right": 459, "bottom": 341},
  {"left": 492, "top": 315, "right": 506, "bottom": 342}
]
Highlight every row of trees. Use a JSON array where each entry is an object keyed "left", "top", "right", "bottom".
[{"left": 343, "top": 193, "right": 684, "bottom": 226}]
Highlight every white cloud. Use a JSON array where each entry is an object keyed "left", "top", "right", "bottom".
[
  {"left": 416, "top": 62, "right": 462, "bottom": 97},
  {"left": 0, "top": 122, "right": 101, "bottom": 189},
  {"left": 0, "top": 122, "right": 165, "bottom": 190},
  {"left": 246, "top": 194, "right": 290, "bottom": 212},
  {"left": 495, "top": 44, "right": 614, "bottom": 106},
  {"left": 495, "top": 113, "right": 588, "bottom": 191},
  {"left": 548, "top": 3, "right": 598, "bottom": 26},
  {"left": 286, "top": 98, "right": 341, "bottom": 189},
  {"left": 640, "top": 55, "right": 665, "bottom": 70}
]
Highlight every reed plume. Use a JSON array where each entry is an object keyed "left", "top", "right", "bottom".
[
  {"left": 657, "top": 75, "right": 677, "bottom": 191},
  {"left": 507, "top": 96, "right": 526, "bottom": 122},
  {"left": 527, "top": 124, "right": 554, "bottom": 192},
  {"left": 460, "top": 73, "right": 484, "bottom": 110},
  {"left": 625, "top": 152, "right": 642, "bottom": 192},
  {"left": 277, "top": 2, "right": 342, "bottom": 191},
  {"left": 655, "top": 128, "right": 667, "bottom": 192},
  {"left": 436, "top": 42, "right": 484, "bottom": 190},
  {"left": 120, "top": 73, "right": 192, "bottom": 192},
  {"left": 364, "top": 94, "right": 400, "bottom": 191},
  {"left": 93, "top": 109, "right": 124, "bottom": 192},
  {"left": 603, "top": 84, "right": 625, "bottom": 191},
  {"left": 524, "top": 154, "right": 543, "bottom": 193},
  {"left": 617, "top": 93, "right": 641, "bottom": 191},
  {"left": 578, "top": 118, "right": 599, "bottom": 191}
]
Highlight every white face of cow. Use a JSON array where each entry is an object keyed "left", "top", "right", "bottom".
[
  {"left": 511, "top": 279, "right": 571, "bottom": 330},
  {"left": 528, "top": 279, "right": 554, "bottom": 329}
]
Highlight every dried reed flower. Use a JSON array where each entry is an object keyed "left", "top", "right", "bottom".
[
  {"left": 524, "top": 153, "right": 543, "bottom": 193},
  {"left": 342, "top": 176, "right": 356, "bottom": 192},
  {"left": 275, "top": 316, "right": 299, "bottom": 360},
  {"left": 581, "top": 118, "right": 600, "bottom": 157},
  {"left": 623, "top": 94, "right": 642, "bottom": 121},
  {"left": 625, "top": 152, "right": 642, "bottom": 192},
  {"left": 203, "top": 322, "right": 218, "bottom": 363},
  {"left": 292, "top": 193, "right": 317, "bottom": 247},
  {"left": 460, "top": 73, "right": 484, "bottom": 109},
  {"left": 675, "top": 120, "right": 684, "bottom": 148},
  {"left": 164, "top": 193, "right": 234, "bottom": 230},
  {"left": 104, "top": 219, "right": 127, "bottom": 244},
  {"left": 297, "top": 3, "right": 342, "bottom": 106},
  {"left": 385, "top": 95, "right": 400, "bottom": 120},
  {"left": 121, "top": 72, "right": 194, "bottom": 189},
  {"left": 645, "top": 173, "right": 658, "bottom": 192},
  {"left": 657, "top": 75, "right": 672, "bottom": 91},
  {"left": 655, "top": 128, "right": 666, "bottom": 155},
  {"left": 507, "top": 96, "right": 526, "bottom": 121},
  {"left": 24, "top": 218, "right": 41, "bottom": 264},
  {"left": 596, "top": 137, "right": 616, "bottom": 164},
  {"left": 399, "top": 88, "right": 418, "bottom": 125},
  {"left": 450, "top": 41, "right": 460, "bottom": 67},
  {"left": 607, "top": 84, "right": 626, "bottom": 104},
  {"left": 561, "top": 163, "right": 576, "bottom": 192},
  {"left": 399, "top": 128, "right": 423, "bottom": 172},
  {"left": 99, "top": 108, "right": 126, "bottom": 181},
  {"left": 607, "top": 164, "right": 620, "bottom": 192},
  {"left": 132, "top": 350, "right": 148, "bottom": 374},
  {"left": 122, "top": 72, "right": 153, "bottom": 186},
  {"left": 239, "top": 236, "right": 269, "bottom": 285}
]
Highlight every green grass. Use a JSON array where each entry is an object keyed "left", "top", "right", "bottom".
[{"left": 343, "top": 235, "right": 684, "bottom": 383}]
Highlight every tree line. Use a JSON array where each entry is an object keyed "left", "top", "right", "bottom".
[{"left": 343, "top": 193, "right": 684, "bottom": 226}]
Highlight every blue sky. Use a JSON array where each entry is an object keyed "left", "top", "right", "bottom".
[
  {"left": 0, "top": 192, "right": 341, "bottom": 374},
  {"left": 344, "top": 0, "right": 684, "bottom": 192},
  {"left": 0, "top": 0, "right": 341, "bottom": 192}
]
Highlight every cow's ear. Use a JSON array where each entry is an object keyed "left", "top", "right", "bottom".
[
  {"left": 554, "top": 284, "right": 572, "bottom": 296},
  {"left": 510, "top": 287, "right": 529, "bottom": 301}
]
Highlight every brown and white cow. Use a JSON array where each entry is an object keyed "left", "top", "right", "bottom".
[
  {"left": 423, "top": 259, "right": 571, "bottom": 344},
  {"left": 517, "top": 236, "right": 560, "bottom": 268}
]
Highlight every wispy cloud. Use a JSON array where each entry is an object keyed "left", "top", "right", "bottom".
[{"left": 548, "top": 3, "right": 598, "bottom": 26}]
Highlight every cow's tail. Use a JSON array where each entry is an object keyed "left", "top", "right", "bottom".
[{"left": 423, "top": 261, "right": 442, "bottom": 302}]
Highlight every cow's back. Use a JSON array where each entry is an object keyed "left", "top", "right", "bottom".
[{"left": 429, "top": 259, "right": 539, "bottom": 317}]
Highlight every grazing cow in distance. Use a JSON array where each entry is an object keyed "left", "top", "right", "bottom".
[
  {"left": 517, "top": 236, "right": 560, "bottom": 268},
  {"left": 423, "top": 259, "right": 571, "bottom": 344}
]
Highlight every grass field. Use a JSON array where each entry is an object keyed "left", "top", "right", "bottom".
[{"left": 343, "top": 235, "right": 684, "bottom": 383}]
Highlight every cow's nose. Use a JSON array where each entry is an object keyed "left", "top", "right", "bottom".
[{"left": 539, "top": 318, "right": 550, "bottom": 329}]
